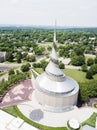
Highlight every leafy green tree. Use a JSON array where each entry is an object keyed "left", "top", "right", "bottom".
[
  {"left": 73, "top": 46, "right": 84, "bottom": 55},
  {"left": 8, "top": 69, "right": 15, "bottom": 76},
  {"left": 59, "top": 61, "right": 65, "bottom": 69},
  {"left": 22, "top": 53, "right": 28, "bottom": 59},
  {"left": 79, "top": 83, "right": 90, "bottom": 102},
  {"left": 95, "top": 56, "right": 97, "bottom": 64},
  {"left": 16, "top": 52, "right": 22, "bottom": 63},
  {"left": 71, "top": 55, "right": 85, "bottom": 66},
  {"left": 87, "top": 58, "right": 94, "bottom": 66},
  {"left": 33, "top": 63, "right": 41, "bottom": 68},
  {"left": 86, "top": 70, "right": 93, "bottom": 79},
  {"left": 40, "top": 60, "right": 48, "bottom": 70},
  {"left": 16, "top": 70, "right": 20, "bottom": 74},
  {"left": 26, "top": 55, "right": 36, "bottom": 62},
  {"left": 21, "top": 64, "right": 30, "bottom": 72},
  {"left": 81, "top": 64, "right": 88, "bottom": 72},
  {"left": 89, "top": 64, "right": 97, "bottom": 75},
  {"left": 47, "top": 46, "right": 52, "bottom": 51},
  {"left": 6, "top": 52, "right": 14, "bottom": 62}
]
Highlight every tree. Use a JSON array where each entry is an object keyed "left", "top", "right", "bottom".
[
  {"left": 59, "top": 61, "right": 65, "bottom": 69},
  {"left": 73, "top": 46, "right": 84, "bottom": 55},
  {"left": 22, "top": 52, "right": 28, "bottom": 59},
  {"left": 8, "top": 69, "right": 15, "bottom": 76},
  {"left": 71, "top": 55, "right": 85, "bottom": 66},
  {"left": 89, "top": 64, "right": 97, "bottom": 75},
  {"left": 40, "top": 60, "right": 48, "bottom": 70},
  {"left": 33, "top": 63, "right": 41, "bottom": 68},
  {"left": 81, "top": 64, "right": 88, "bottom": 72},
  {"left": 6, "top": 52, "right": 14, "bottom": 62},
  {"left": 16, "top": 70, "right": 20, "bottom": 74},
  {"left": 16, "top": 52, "right": 22, "bottom": 63},
  {"left": 21, "top": 63, "right": 30, "bottom": 72},
  {"left": 47, "top": 46, "right": 52, "bottom": 51},
  {"left": 86, "top": 70, "right": 93, "bottom": 79},
  {"left": 26, "top": 55, "right": 36, "bottom": 62},
  {"left": 34, "top": 46, "right": 45, "bottom": 55},
  {"left": 87, "top": 58, "right": 94, "bottom": 66},
  {"left": 95, "top": 56, "right": 97, "bottom": 64}
]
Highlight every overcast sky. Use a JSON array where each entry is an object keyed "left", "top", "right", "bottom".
[{"left": 0, "top": 0, "right": 97, "bottom": 27}]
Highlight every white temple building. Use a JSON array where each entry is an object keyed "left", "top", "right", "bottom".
[{"left": 35, "top": 29, "right": 79, "bottom": 112}]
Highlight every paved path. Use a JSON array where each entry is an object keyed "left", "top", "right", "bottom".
[
  {"left": 18, "top": 92, "right": 97, "bottom": 127},
  {"left": 0, "top": 79, "right": 33, "bottom": 108},
  {"left": 0, "top": 110, "right": 38, "bottom": 130}
]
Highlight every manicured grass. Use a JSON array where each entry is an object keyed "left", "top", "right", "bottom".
[
  {"left": 34, "top": 68, "right": 44, "bottom": 74},
  {"left": 63, "top": 69, "right": 90, "bottom": 83},
  {"left": 64, "top": 69, "right": 97, "bottom": 83},
  {"left": 2, "top": 105, "right": 18, "bottom": 117},
  {"left": 82, "top": 112, "right": 97, "bottom": 127}
]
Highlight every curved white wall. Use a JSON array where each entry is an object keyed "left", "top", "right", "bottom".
[{"left": 35, "top": 87, "right": 79, "bottom": 112}]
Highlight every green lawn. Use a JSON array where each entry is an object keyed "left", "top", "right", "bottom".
[
  {"left": 2, "top": 105, "right": 18, "bottom": 117},
  {"left": 82, "top": 112, "right": 97, "bottom": 127},
  {"left": 34, "top": 68, "right": 44, "bottom": 74},
  {"left": 63, "top": 69, "right": 95, "bottom": 83}
]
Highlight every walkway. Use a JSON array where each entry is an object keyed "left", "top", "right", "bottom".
[
  {"left": 18, "top": 91, "right": 97, "bottom": 127},
  {"left": 0, "top": 110, "right": 38, "bottom": 130}
]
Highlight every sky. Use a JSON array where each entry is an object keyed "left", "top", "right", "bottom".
[{"left": 0, "top": 0, "right": 97, "bottom": 27}]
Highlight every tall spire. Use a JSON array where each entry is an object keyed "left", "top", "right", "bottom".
[
  {"left": 50, "top": 20, "right": 58, "bottom": 62},
  {"left": 45, "top": 20, "right": 65, "bottom": 77},
  {"left": 53, "top": 20, "right": 56, "bottom": 44}
]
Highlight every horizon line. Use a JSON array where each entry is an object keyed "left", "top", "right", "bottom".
[{"left": 0, "top": 24, "right": 97, "bottom": 29}]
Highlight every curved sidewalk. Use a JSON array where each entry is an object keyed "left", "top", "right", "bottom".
[{"left": 18, "top": 91, "right": 97, "bottom": 127}]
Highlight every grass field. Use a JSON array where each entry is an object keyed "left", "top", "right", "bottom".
[
  {"left": 34, "top": 68, "right": 97, "bottom": 83},
  {"left": 64, "top": 69, "right": 97, "bottom": 83}
]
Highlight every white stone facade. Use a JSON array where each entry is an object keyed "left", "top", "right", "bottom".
[{"left": 35, "top": 82, "right": 79, "bottom": 112}]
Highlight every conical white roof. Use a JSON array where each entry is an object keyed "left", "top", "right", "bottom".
[
  {"left": 36, "top": 29, "right": 79, "bottom": 95},
  {"left": 50, "top": 47, "right": 58, "bottom": 62}
]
